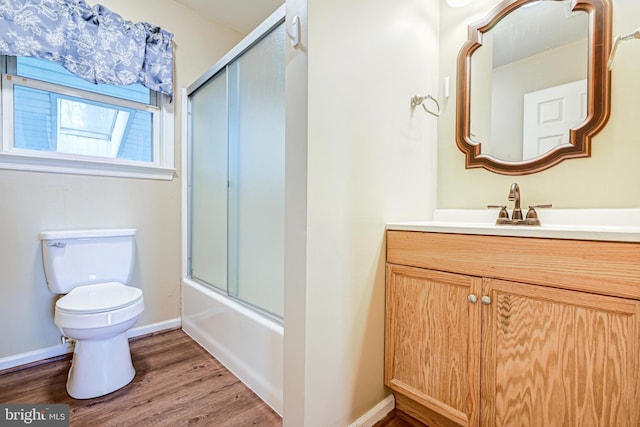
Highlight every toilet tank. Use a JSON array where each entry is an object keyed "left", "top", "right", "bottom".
[{"left": 39, "top": 228, "right": 136, "bottom": 294}]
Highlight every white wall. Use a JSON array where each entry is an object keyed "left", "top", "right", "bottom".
[
  {"left": 283, "top": 0, "right": 440, "bottom": 425},
  {"left": 0, "top": 0, "right": 243, "bottom": 360}
]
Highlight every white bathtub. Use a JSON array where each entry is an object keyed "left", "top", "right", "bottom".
[{"left": 181, "top": 278, "right": 283, "bottom": 415}]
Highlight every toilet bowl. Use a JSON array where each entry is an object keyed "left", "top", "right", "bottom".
[
  {"left": 55, "top": 281, "right": 144, "bottom": 399},
  {"left": 39, "top": 229, "right": 144, "bottom": 399}
]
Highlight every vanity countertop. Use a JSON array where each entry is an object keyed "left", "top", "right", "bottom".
[{"left": 387, "top": 209, "right": 640, "bottom": 243}]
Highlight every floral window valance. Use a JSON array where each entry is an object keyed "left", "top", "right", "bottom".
[{"left": 0, "top": 0, "right": 174, "bottom": 99}]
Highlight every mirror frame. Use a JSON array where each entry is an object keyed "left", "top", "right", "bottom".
[{"left": 455, "top": 0, "right": 612, "bottom": 175}]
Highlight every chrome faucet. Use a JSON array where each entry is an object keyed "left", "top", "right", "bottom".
[{"left": 508, "top": 183, "right": 523, "bottom": 220}]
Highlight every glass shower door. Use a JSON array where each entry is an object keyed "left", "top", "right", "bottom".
[
  {"left": 190, "top": 69, "right": 228, "bottom": 293},
  {"left": 189, "top": 22, "right": 285, "bottom": 319},
  {"left": 227, "top": 24, "right": 285, "bottom": 317}
]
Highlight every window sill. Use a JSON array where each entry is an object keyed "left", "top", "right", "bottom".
[{"left": 0, "top": 152, "right": 175, "bottom": 180}]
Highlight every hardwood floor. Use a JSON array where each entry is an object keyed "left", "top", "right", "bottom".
[{"left": 0, "top": 329, "right": 282, "bottom": 427}]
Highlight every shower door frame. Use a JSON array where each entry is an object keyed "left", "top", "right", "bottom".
[{"left": 184, "top": 7, "right": 286, "bottom": 322}]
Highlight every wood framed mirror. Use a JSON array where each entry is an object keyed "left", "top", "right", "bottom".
[{"left": 456, "top": 0, "right": 612, "bottom": 175}]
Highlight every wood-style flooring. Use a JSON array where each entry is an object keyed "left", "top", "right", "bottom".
[
  {"left": 373, "top": 409, "right": 427, "bottom": 427},
  {"left": 0, "top": 329, "right": 282, "bottom": 427}
]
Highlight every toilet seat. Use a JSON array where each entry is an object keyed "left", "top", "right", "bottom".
[
  {"left": 56, "top": 282, "right": 143, "bottom": 314},
  {"left": 55, "top": 282, "right": 144, "bottom": 330}
]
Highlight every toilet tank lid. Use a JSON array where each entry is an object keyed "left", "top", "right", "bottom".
[{"left": 38, "top": 228, "right": 136, "bottom": 240}]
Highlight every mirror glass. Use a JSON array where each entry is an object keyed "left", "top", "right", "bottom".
[
  {"left": 456, "top": 0, "right": 611, "bottom": 175},
  {"left": 470, "top": 1, "right": 589, "bottom": 162}
]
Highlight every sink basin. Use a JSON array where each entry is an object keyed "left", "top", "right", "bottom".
[{"left": 386, "top": 209, "right": 640, "bottom": 242}]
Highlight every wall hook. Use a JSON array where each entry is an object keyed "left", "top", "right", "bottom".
[
  {"left": 286, "top": 16, "right": 300, "bottom": 47},
  {"left": 411, "top": 94, "right": 440, "bottom": 117}
]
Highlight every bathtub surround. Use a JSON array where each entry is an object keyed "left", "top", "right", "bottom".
[{"left": 182, "top": 280, "right": 284, "bottom": 414}]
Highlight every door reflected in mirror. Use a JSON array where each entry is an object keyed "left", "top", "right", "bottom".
[
  {"left": 456, "top": 0, "right": 611, "bottom": 175},
  {"left": 470, "top": 1, "right": 589, "bottom": 161}
]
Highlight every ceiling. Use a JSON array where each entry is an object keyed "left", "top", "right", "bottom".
[
  {"left": 173, "top": 0, "right": 284, "bottom": 34},
  {"left": 492, "top": 1, "right": 587, "bottom": 68}
]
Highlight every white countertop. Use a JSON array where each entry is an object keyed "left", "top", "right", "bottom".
[{"left": 386, "top": 209, "right": 640, "bottom": 243}]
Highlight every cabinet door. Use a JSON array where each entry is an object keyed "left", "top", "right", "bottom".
[
  {"left": 386, "top": 264, "right": 482, "bottom": 426},
  {"left": 481, "top": 279, "right": 640, "bottom": 427}
]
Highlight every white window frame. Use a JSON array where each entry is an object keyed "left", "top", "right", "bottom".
[{"left": 0, "top": 56, "right": 175, "bottom": 180}]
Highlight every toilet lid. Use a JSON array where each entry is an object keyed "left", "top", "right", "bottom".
[{"left": 56, "top": 282, "right": 143, "bottom": 314}]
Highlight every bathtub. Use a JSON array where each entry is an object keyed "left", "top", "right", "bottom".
[{"left": 181, "top": 278, "right": 283, "bottom": 415}]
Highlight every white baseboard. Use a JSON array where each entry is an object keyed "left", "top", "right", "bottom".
[
  {"left": 0, "top": 342, "right": 74, "bottom": 372},
  {"left": 0, "top": 317, "right": 182, "bottom": 372},
  {"left": 348, "top": 394, "right": 395, "bottom": 427},
  {"left": 128, "top": 317, "right": 182, "bottom": 339}
]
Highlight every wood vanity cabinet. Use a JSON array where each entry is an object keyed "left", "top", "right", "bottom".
[{"left": 385, "top": 230, "right": 640, "bottom": 427}]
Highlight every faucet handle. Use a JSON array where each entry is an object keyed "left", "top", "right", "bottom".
[
  {"left": 487, "top": 205, "right": 510, "bottom": 224},
  {"left": 525, "top": 204, "right": 552, "bottom": 225}
]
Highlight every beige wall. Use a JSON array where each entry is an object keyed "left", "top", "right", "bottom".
[
  {"left": 15, "top": 0, "right": 637, "bottom": 423},
  {"left": 0, "top": 0, "right": 243, "bottom": 358},
  {"left": 298, "top": 0, "right": 439, "bottom": 424},
  {"left": 438, "top": 0, "right": 640, "bottom": 209}
]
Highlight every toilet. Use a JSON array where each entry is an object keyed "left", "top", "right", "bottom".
[{"left": 38, "top": 228, "right": 144, "bottom": 399}]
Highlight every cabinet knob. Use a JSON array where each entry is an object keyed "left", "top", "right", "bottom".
[
  {"left": 468, "top": 294, "right": 478, "bottom": 303},
  {"left": 481, "top": 295, "right": 492, "bottom": 305}
]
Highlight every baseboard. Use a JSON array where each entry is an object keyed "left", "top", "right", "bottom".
[
  {"left": 348, "top": 394, "right": 395, "bottom": 427},
  {"left": 0, "top": 342, "right": 74, "bottom": 373},
  {"left": 0, "top": 317, "right": 182, "bottom": 372},
  {"left": 128, "top": 317, "right": 182, "bottom": 339}
]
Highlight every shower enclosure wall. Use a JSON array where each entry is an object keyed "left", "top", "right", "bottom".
[{"left": 182, "top": 7, "right": 285, "bottom": 414}]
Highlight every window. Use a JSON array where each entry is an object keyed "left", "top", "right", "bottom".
[{"left": 0, "top": 56, "right": 174, "bottom": 179}]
